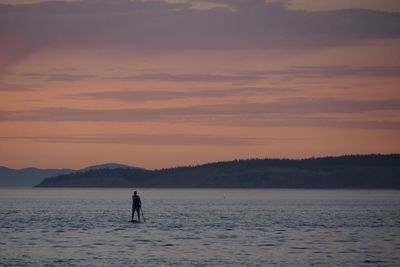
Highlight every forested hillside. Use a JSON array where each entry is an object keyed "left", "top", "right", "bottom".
[{"left": 37, "top": 155, "right": 400, "bottom": 188}]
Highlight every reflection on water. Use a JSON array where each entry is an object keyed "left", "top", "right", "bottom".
[{"left": 1, "top": 188, "right": 400, "bottom": 266}]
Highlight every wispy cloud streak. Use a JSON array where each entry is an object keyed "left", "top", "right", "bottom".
[
  {"left": 0, "top": 133, "right": 259, "bottom": 146},
  {"left": 19, "top": 72, "right": 97, "bottom": 82},
  {"left": 1, "top": 98, "right": 399, "bottom": 129},
  {"left": 0, "top": 82, "right": 33, "bottom": 91},
  {"left": 219, "top": 117, "right": 400, "bottom": 129},
  {"left": 16, "top": 65, "right": 400, "bottom": 85},
  {"left": 71, "top": 87, "right": 297, "bottom": 101},
  {"left": 257, "top": 66, "right": 400, "bottom": 78},
  {"left": 117, "top": 73, "right": 264, "bottom": 83}
]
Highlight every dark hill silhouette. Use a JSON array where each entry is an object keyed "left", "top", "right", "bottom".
[
  {"left": 0, "top": 163, "right": 138, "bottom": 187},
  {"left": 0, "top": 167, "right": 74, "bottom": 186},
  {"left": 36, "top": 154, "right": 400, "bottom": 188}
]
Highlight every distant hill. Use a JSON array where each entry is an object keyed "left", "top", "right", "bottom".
[
  {"left": 0, "top": 163, "right": 137, "bottom": 187},
  {"left": 0, "top": 167, "right": 74, "bottom": 186},
  {"left": 37, "top": 154, "right": 400, "bottom": 189},
  {"left": 81, "top": 163, "right": 140, "bottom": 171}
]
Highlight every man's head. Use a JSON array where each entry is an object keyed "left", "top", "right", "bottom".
[{"left": 133, "top": 191, "right": 137, "bottom": 196}]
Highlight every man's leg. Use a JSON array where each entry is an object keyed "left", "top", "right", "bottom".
[
  {"left": 131, "top": 209, "right": 134, "bottom": 221},
  {"left": 137, "top": 208, "right": 141, "bottom": 221}
]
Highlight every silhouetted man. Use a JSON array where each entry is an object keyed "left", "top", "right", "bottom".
[{"left": 131, "top": 191, "right": 142, "bottom": 221}]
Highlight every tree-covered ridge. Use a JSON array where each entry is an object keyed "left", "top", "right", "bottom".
[{"left": 37, "top": 154, "right": 400, "bottom": 188}]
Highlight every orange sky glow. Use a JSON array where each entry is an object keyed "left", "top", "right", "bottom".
[{"left": 0, "top": 0, "right": 400, "bottom": 169}]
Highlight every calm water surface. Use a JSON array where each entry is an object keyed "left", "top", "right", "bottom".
[{"left": 1, "top": 188, "right": 399, "bottom": 266}]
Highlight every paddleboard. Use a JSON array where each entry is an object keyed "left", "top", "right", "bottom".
[{"left": 129, "top": 220, "right": 141, "bottom": 223}]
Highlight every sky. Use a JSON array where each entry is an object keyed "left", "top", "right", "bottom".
[{"left": 0, "top": 0, "right": 400, "bottom": 169}]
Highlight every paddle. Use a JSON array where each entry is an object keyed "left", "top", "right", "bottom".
[{"left": 140, "top": 207, "right": 146, "bottom": 222}]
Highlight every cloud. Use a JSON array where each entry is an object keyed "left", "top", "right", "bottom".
[
  {"left": 0, "top": 133, "right": 259, "bottom": 146},
  {"left": 115, "top": 65, "right": 400, "bottom": 84},
  {"left": 47, "top": 74, "right": 96, "bottom": 82},
  {"left": 1, "top": 98, "right": 399, "bottom": 129},
  {"left": 117, "top": 72, "right": 264, "bottom": 83},
  {"left": 70, "top": 87, "right": 297, "bottom": 101},
  {"left": 19, "top": 72, "right": 97, "bottom": 82},
  {"left": 0, "top": 81, "right": 33, "bottom": 91},
  {"left": 15, "top": 65, "right": 400, "bottom": 86},
  {"left": 1, "top": 0, "right": 399, "bottom": 71},
  {"left": 258, "top": 65, "right": 400, "bottom": 78},
  {"left": 218, "top": 117, "right": 400, "bottom": 129},
  {"left": 190, "top": 1, "right": 234, "bottom": 11}
]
